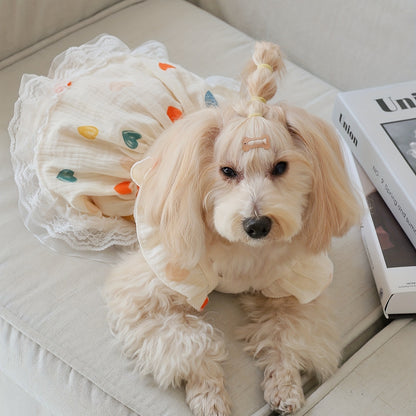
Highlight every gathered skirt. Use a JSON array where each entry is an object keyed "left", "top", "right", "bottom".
[{"left": 9, "top": 34, "right": 238, "bottom": 261}]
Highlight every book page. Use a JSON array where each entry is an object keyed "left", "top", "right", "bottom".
[
  {"left": 367, "top": 191, "right": 416, "bottom": 268},
  {"left": 381, "top": 117, "right": 416, "bottom": 174}
]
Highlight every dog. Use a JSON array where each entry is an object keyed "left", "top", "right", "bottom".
[{"left": 105, "top": 42, "right": 361, "bottom": 416}]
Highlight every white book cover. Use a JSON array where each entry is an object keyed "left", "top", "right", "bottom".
[
  {"left": 333, "top": 81, "right": 416, "bottom": 250},
  {"left": 337, "top": 131, "right": 416, "bottom": 318}
]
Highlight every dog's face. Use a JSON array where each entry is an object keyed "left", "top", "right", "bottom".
[
  {"left": 132, "top": 40, "right": 361, "bottom": 281},
  {"left": 208, "top": 115, "right": 313, "bottom": 247},
  {"left": 135, "top": 105, "right": 360, "bottom": 274}
]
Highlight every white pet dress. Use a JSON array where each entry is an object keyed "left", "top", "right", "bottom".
[{"left": 9, "top": 34, "right": 238, "bottom": 260}]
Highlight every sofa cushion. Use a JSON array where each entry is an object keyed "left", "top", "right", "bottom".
[
  {"left": 0, "top": 0, "right": 381, "bottom": 415},
  {"left": 188, "top": 0, "right": 416, "bottom": 91},
  {"left": 0, "top": 0, "right": 140, "bottom": 64}
]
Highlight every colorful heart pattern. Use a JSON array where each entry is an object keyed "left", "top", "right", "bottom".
[
  {"left": 114, "top": 181, "right": 134, "bottom": 195},
  {"left": 57, "top": 169, "right": 77, "bottom": 182},
  {"left": 55, "top": 81, "right": 72, "bottom": 94},
  {"left": 78, "top": 125, "right": 99, "bottom": 140},
  {"left": 159, "top": 62, "right": 176, "bottom": 71},
  {"left": 57, "top": 73, "right": 219, "bottom": 204},
  {"left": 122, "top": 130, "right": 142, "bottom": 149},
  {"left": 200, "top": 297, "right": 209, "bottom": 310},
  {"left": 167, "top": 106, "right": 183, "bottom": 122},
  {"left": 205, "top": 90, "right": 218, "bottom": 107}
]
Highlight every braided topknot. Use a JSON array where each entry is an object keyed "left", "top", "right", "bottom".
[{"left": 237, "top": 42, "right": 286, "bottom": 118}]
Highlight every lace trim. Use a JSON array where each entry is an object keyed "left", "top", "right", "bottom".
[{"left": 9, "top": 35, "right": 169, "bottom": 262}]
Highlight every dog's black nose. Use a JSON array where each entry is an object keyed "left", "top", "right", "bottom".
[{"left": 243, "top": 216, "right": 272, "bottom": 239}]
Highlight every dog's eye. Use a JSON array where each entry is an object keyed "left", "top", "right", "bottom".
[
  {"left": 220, "top": 166, "right": 238, "bottom": 179},
  {"left": 271, "top": 161, "right": 287, "bottom": 176}
]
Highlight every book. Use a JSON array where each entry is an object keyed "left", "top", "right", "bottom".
[
  {"left": 359, "top": 172, "right": 416, "bottom": 318},
  {"left": 333, "top": 81, "right": 416, "bottom": 250},
  {"left": 336, "top": 125, "right": 416, "bottom": 318}
]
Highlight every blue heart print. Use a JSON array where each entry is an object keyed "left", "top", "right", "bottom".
[
  {"left": 122, "top": 130, "right": 142, "bottom": 149},
  {"left": 57, "top": 169, "right": 77, "bottom": 182},
  {"left": 205, "top": 90, "right": 218, "bottom": 107}
]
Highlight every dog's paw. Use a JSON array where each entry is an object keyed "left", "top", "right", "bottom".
[
  {"left": 263, "top": 368, "right": 304, "bottom": 415},
  {"left": 186, "top": 380, "right": 231, "bottom": 416}
]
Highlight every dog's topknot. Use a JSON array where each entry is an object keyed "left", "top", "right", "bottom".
[{"left": 236, "top": 42, "right": 286, "bottom": 119}]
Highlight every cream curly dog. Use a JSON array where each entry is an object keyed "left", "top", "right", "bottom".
[{"left": 105, "top": 42, "right": 360, "bottom": 415}]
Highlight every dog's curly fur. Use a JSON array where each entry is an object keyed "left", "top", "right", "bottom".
[{"left": 105, "top": 42, "right": 361, "bottom": 415}]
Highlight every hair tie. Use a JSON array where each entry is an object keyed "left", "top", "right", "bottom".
[
  {"left": 257, "top": 63, "right": 273, "bottom": 72},
  {"left": 251, "top": 95, "right": 267, "bottom": 103},
  {"left": 248, "top": 113, "right": 263, "bottom": 118}
]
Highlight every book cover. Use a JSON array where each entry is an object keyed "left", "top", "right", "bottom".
[
  {"left": 337, "top": 132, "right": 416, "bottom": 318},
  {"left": 332, "top": 81, "right": 416, "bottom": 250}
]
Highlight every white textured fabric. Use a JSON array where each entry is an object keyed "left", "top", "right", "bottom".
[
  {"left": 9, "top": 35, "right": 140, "bottom": 259},
  {"left": 9, "top": 34, "right": 237, "bottom": 260}
]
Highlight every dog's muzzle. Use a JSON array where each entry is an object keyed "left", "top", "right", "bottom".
[{"left": 243, "top": 216, "right": 272, "bottom": 239}]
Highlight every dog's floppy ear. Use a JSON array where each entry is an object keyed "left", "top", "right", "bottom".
[
  {"left": 134, "top": 108, "right": 221, "bottom": 276},
  {"left": 283, "top": 105, "right": 361, "bottom": 252}
]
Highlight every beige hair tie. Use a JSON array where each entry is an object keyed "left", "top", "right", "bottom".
[
  {"left": 257, "top": 63, "right": 273, "bottom": 72},
  {"left": 252, "top": 53, "right": 274, "bottom": 72},
  {"left": 251, "top": 95, "right": 267, "bottom": 103}
]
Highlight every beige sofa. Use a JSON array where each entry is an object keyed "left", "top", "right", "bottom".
[{"left": 1, "top": 1, "right": 414, "bottom": 415}]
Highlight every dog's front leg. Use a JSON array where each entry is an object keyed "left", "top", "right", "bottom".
[
  {"left": 237, "top": 293, "right": 340, "bottom": 414},
  {"left": 105, "top": 252, "right": 231, "bottom": 416}
]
